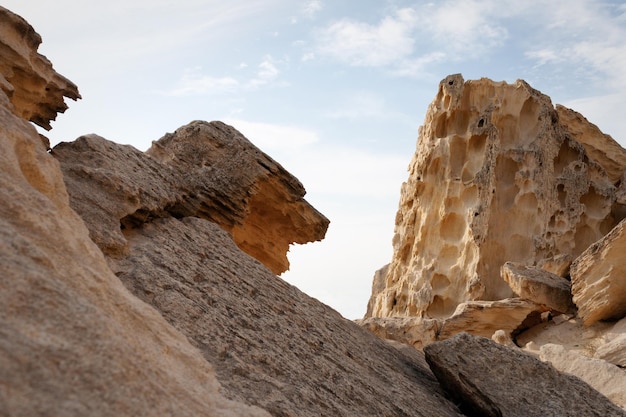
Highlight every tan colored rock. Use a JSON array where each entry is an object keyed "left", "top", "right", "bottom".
[
  {"left": 367, "top": 74, "right": 618, "bottom": 320},
  {"left": 501, "top": 261, "right": 575, "bottom": 313},
  {"left": 0, "top": 6, "right": 80, "bottom": 130},
  {"left": 0, "top": 10, "right": 269, "bottom": 416},
  {"left": 53, "top": 122, "right": 329, "bottom": 274},
  {"left": 556, "top": 105, "right": 626, "bottom": 183},
  {"left": 437, "top": 298, "right": 544, "bottom": 340},
  {"left": 571, "top": 218, "right": 626, "bottom": 325},
  {"left": 424, "top": 332, "right": 626, "bottom": 417},
  {"left": 357, "top": 316, "right": 440, "bottom": 349},
  {"left": 107, "top": 217, "right": 462, "bottom": 416},
  {"left": 536, "top": 253, "right": 572, "bottom": 277},
  {"left": 540, "top": 344, "right": 626, "bottom": 409},
  {"left": 594, "top": 317, "right": 626, "bottom": 367},
  {"left": 359, "top": 298, "right": 542, "bottom": 348}
]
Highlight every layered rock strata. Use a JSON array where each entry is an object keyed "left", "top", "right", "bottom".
[
  {"left": 367, "top": 74, "right": 620, "bottom": 321},
  {"left": 53, "top": 122, "right": 329, "bottom": 275}
]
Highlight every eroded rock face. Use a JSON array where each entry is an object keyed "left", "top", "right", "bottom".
[
  {"left": 0, "top": 6, "right": 80, "bottom": 130},
  {"left": 53, "top": 122, "right": 329, "bottom": 274},
  {"left": 571, "top": 218, "right": 626, "bottom": 324},
  {"left": 424, "top": 333, "right": 626, "bottom": 417},
  {"left": 367, "top": 74, "right": 618, "bottom": 320}
]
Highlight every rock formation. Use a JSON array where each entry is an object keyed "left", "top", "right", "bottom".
[
  {"left": 53, "top": 123, "right": 329, "bottom": 275},
  {"left": 361, "top": 73, "right": 626, "bottom": 409},
  {"left": 4, "top": 5, "right": 626, "bottom": 415},
  {"left": 367, "top": 74, "right": 623, "bottom": 321},
  {"left": 0, "top": 7, "right": 269, "bottom": 417},
  {"left": 424, "top": 333, "right": 625, "bottom": 417},
  {"left": 570, "top": 218, "right": 626, "bottom": 325}
]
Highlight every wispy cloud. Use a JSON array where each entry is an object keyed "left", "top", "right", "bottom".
[
  {"left": 316, "top": 8, "right": 417, "bottom": 67},
  {"left": 164, "top": 55, "right": 285, "bottom": 96},
  {"left": 303, "top": 0, "right": 323, "bottom": 18}
]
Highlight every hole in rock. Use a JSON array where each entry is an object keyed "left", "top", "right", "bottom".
[{"left": 477, "top": 118, "right": 484, "bottom": 128}]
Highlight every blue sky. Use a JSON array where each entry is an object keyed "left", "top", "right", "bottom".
[{"left": 6, "top": 1, "right": 626, "bottom": 319}]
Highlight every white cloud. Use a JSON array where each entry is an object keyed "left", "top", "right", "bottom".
[
  {"left": 303, "top": 0, "right": 323, "bottom": 18},
  {"left": 163, "top": 55, "right": 285, "bottom": 96},
  {"left": 315, "top": 7, "right": 417, "bottom": 67}
]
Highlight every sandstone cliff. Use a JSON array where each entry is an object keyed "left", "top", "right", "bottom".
[
  {"left": 366, "top": 74, "right": 624, "bottom": 321},
  {"left": 361, "top": 74, "right": 626, "bottom": 410}
]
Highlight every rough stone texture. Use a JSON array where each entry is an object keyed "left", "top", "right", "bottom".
[
  {"left": 424, "top": 332, "right": 626, "bottom": 417},
  {"left": 106, "top": 216, "right": 461, "bottom": 417},
  {"left": 367, "top": 74, "right": 619, "bottom": 320},
  {"left": 540, "top": 344, "right": 626, "bottom": 409},
  {"left": 53, "top": 122, "right": 329, "bottom": 274},
  {"left": 556, "top": 105, "right": 626, "bottom": 183},
  {"left": 0, "top": 10, "right": 269, "bottom": 416},
  {"left": 594, "top": 317, "right": 626, "bottom": 367},
  {"left": 501, "top": 261, "right": 575, "bottom": 313},
  {"left": 358, "top": 298, "right": 543, "bottom": 348},
  {"left": 0, "top": 6, "right": 80, "bottom": 130},
  {"left": 437, "top": 298, "right": 543, "bottom": 340},
  {"left": 571, "top": 218, "right": 626, "bottom": 325}
]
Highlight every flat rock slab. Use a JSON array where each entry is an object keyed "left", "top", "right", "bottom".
[
  {"left": 502, "top": 262, "right": 575, "bottom": 313},
  {"left": 424, "top": 332, "right": 625, "bottom": 417}
]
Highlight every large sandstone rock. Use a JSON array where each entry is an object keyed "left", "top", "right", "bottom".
[
  {"left": 0, "top": 8, "right": 269, "bottom": 416},
  {"left": 53, "top": 122, "right": 329, "bottom": 274},
  {"left": 501, "top": 261, "right": 575, "bottom": 314},
  {"left": 106, "top": 216, "right": 461, "bottom": 416},
  {"left": 367, "top": 74, "right": 620, "bottom": 320},
  {"left": 0, "top": 6, "right": 80, "bottom": 130},
  {"left": 424, "top": 332, "right": 626, "bottom": 417},
  {"left": 571, "top": 218, "right": 626, "bottom": 324},
  {"left": 540, "top": 344, "right": 626, "bottom": 409},
  {"left": 556, "top": 105, "right": 626, "bottom": 183},
  {"left": 359, "top": 298, "right": 543, "bottom": 348}
]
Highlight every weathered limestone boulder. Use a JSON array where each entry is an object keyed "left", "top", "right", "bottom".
[
  {"left": 367, "top": 74, "right": 619, "bottom": 321},
  {"left": 556, "top": 105, "right": 626, "bottom": 183},
  {"left": 595, "top": 317, "right": 626, "bottom": 367},
  {"left": 501, "top": 262, "right": 575, "bottom": 314},
  {"left": 359, "top": 298, "right": 543, "bottom": 348},
  {"left": 0, "top": 8, "right": 269, "bottom": 416},
  {"left": 424, "top": 333, "right": 626, "bottom": 417},
  {"left": 0, "top": 6, "right": 80, "bottom": 131},
  {"left": 540, "top": 344, "right": 626, "bottom": 409},
  {"left": 437, "top": 298, "right": 543, "bottom": 340},
  {"left": 53, "top": 122, "right": 329, "bottom": 274},
  {"left": 571, "top": 218, "right": 626, "bottom": 324}
]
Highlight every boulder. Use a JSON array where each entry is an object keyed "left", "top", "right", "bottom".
[
  {"left": 501, "top": 261, "right": 575, "bottom": 313},
  {"left": 540, "top": 344, "right": 626, "bottom": 409},
  {"left": 594, "top": 317, "right": 626, "bottom": 367},
  {"left": 53, "top": 122, "right": 330, "bottom": 274},
  {"left": 571, "top": 218, "right": 626, "bottom": 324},
  {"left": 424, "top": 332, "right": 625, "bottom": 417},
  {"left": 367, "top": 74, "right": 619, "bottom": 320},
  {"left": 359, "top": 298, "right": 543, "bottom": 348},
  {"left": 556, "top": 105, "right": 626, "bottom": 183}
]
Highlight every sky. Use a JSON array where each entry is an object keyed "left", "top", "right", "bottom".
[{"left": 5, "top": 0, "right": 626, "bottom": 319}]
